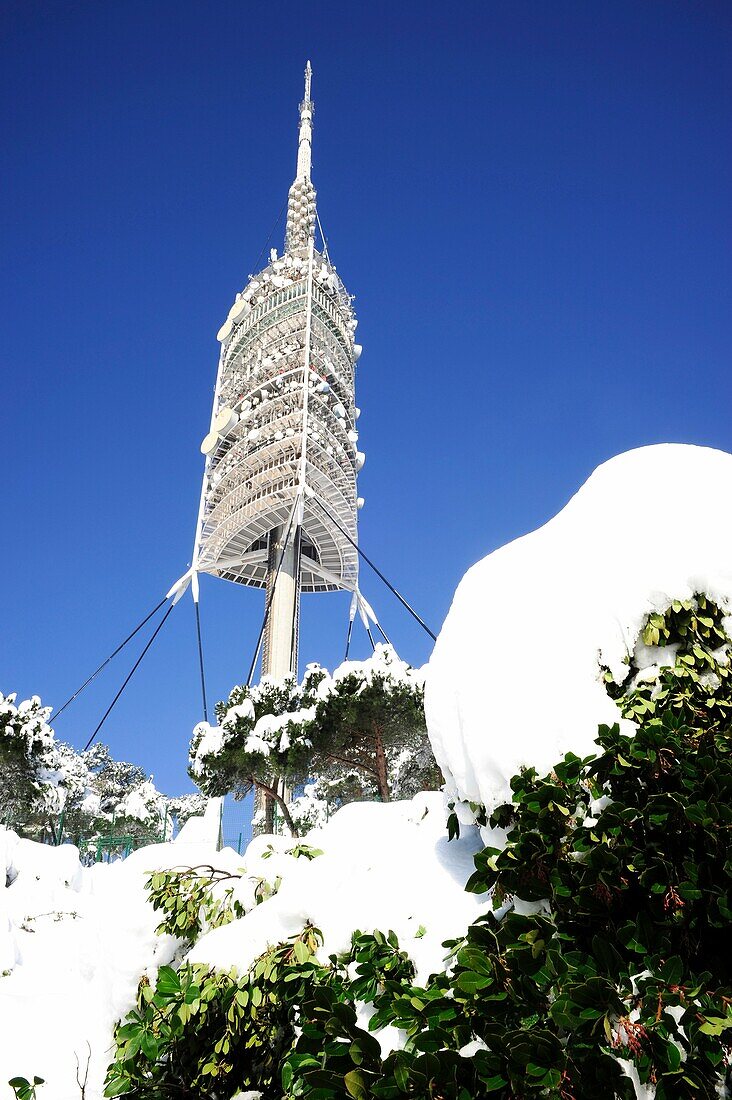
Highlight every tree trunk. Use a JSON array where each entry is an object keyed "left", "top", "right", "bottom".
[
  {"left": 255, "top": 780, "right": 299, "bottom": 837},
  {"left": 373, "top": 725, "right": 390, "bottom": 802},
  {"left": 264, "top": 794, "right": 275, "bottom": 834}
]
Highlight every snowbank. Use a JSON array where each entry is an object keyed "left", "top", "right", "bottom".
[
  {"left": 0, "top": 822, "right": 240, "bottom": 1099},
  {"left": 190, "top": 792, "right": 486, "bottom": 989},
  {"left": 426, "top": 444, "right": 732, "bottom": 814},
  {"left": 0, "top": 792, "right": 485, "bottom": 1093}
]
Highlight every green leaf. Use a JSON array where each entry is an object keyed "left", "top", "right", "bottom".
[
  {"left": 699, "top": 1017, "right": 732, "bottom": 1036},
  {"left": 344, "top": 1068, "right": 369, "bottom": 1099},
  {"left": 140, "top": 1032, "right": 158, "bottom": 1062},
  {"left": 455, "top": 971, "right": 492, "bottom": 994},
  {"left": 104, "top": 1077, "right": 133, "bottom": 1098},
  {"left": 660, "top": 955, "right": 683, "bottom": 987},
  {"left": 479, "top": 1075, "right": 509, "bottom": 1091},
  {"left": 156, "top": 965, "right": 180, "bottom": 995},
  {"left": 293, "top": 940, "right": 310, "bottom": 964},
  {"left": 393, "top": 1056, "right": 410, "bottom": 1092},
  {"left": 666, "top": 1042, "right": 682, "bottom": 1073}
]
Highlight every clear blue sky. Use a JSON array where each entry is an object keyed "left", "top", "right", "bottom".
[{"left": 2, "top": 0, "right": 730, "bottom": 796}]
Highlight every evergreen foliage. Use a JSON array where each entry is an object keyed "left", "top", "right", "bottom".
[
  {"left": 105, "top": 930, "right": 324, "bottom": 1099},
  {"left": 146, "top": 865, "right": 245, "bottom": 945},
  {"left": 0, "top": 693, "right": 58, "bottom": 832},
  {"left": 0, "top": 690, "right": 205, "bottom": 850},
  {"left": 301, "top": 663, "right": 432, "bottom": 804},
  {"left": 190, "top": 646, "right": 438, "bottom": 834}
]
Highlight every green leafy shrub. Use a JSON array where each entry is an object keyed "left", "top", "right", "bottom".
[
  {"left": 145, "top": 846, "right": 324, "bottom": 949},
  {"left": 105, "top": 926, "right": 325, "bottom": 1098},
  {"left": 107, "top": 599, "right": 732, "bottom": 1099},
  {"left": 146, "top": 865, "right": 245, "bottom": 946},
  {"left": 605, "top": 594, "right": 732, "bottom": 739}
]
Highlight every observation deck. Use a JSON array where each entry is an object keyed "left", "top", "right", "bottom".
[{"left": 195, "top": 247, "right": 362, "bottom": 593}]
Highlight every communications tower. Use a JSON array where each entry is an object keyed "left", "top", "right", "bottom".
[{"left": 191, "top": 63, "right": 363, "bottom": 722}]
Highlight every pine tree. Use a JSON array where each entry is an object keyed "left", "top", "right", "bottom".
[
  {"left": 190, "top": 646, "right": 441, "bottom": 834},
  {"left": 1, "top": 691, "right": 203, "bottom": 850}
]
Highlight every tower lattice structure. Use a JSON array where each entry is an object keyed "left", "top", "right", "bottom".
[{"left": 192, "top": 65, "right": 363, "bottom": 821}]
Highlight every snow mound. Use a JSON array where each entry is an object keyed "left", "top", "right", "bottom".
[
  {"left": 189, "top": 792, "right": 486, "bottom": 989},
  {"left": 425, "top": 444, "right": 732, "bottom": 813},
  {"left": 0, "top": 793, "right": 484, "bottom": 1092},
  {"left": 0, "top": 824, "right": 238, "bottom": 1099},
  {"left": 174, "top": 794, "right": 223, "bottom": 845}
]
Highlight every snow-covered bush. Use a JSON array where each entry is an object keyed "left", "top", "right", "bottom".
[
  {"left": 0, "top": 693, "right": 109, "bottom": 843},
  {"left": 60, "top": 745, "right": 169, "bottom": 847},
  {"left": 0, "top": 693, "right": 57, "bottom": 830},
  {"left": 288, "top": 781, "right": 330, "bottom": 833},
  {"left": 107, "top": 609, "right": 732, "bottom": 1096},
  {"left": 0, "top": 693, "right": 199, "bottom": 848},
  {"left": 190, "top": 645, "right": 438, "bottom": 834},
  {"left": 84, "top": 744, "right": 147, "bottom": 815},
  {"left": 426, "top": 444, "right": 732, "bottom": 817}
]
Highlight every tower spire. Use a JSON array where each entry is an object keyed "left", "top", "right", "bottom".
[
  {"left": 296, "top": 60, "right": 313, "bottom": 179},
  {"left": 285, "top": 62, "right": 317, "bottom": 253}
]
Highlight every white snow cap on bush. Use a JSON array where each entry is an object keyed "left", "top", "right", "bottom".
[
  {"left": 188, "top": 792, "right": 486, "bottom": 989},
  {"left": 425, "top": 444, "right": 732, "bottom": 814}
]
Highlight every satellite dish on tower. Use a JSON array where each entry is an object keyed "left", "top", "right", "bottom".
[
  {"left": 201, "top": 431, "right": 219, "bottom": 456},
  {"left": 229, "top": 299, "right": 248, "bottom": 324},
  {"left": 213, "top": 407, "right": 238, "bottom": 435}
]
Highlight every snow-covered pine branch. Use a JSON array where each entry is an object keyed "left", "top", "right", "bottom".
[{"left": 189, "top": 644, "right": 441, "bottom": 833}]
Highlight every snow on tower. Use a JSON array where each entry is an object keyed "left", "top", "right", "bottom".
[{"left": 192, "top": 63, "right": 362, "bottom": 684}]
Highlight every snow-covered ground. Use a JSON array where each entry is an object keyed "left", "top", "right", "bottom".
[
  {"left": 189, "top": 792, "right": 486, "bottom": 986},
  {"left": 0, "top": 794, "right": 485, "bottom": 1098},
  {"left": 426, "top": 443, "right": 732, "bottom": 814},
  {"left": 0, "top": 801, "right": 233, "bottom": 1098}
]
